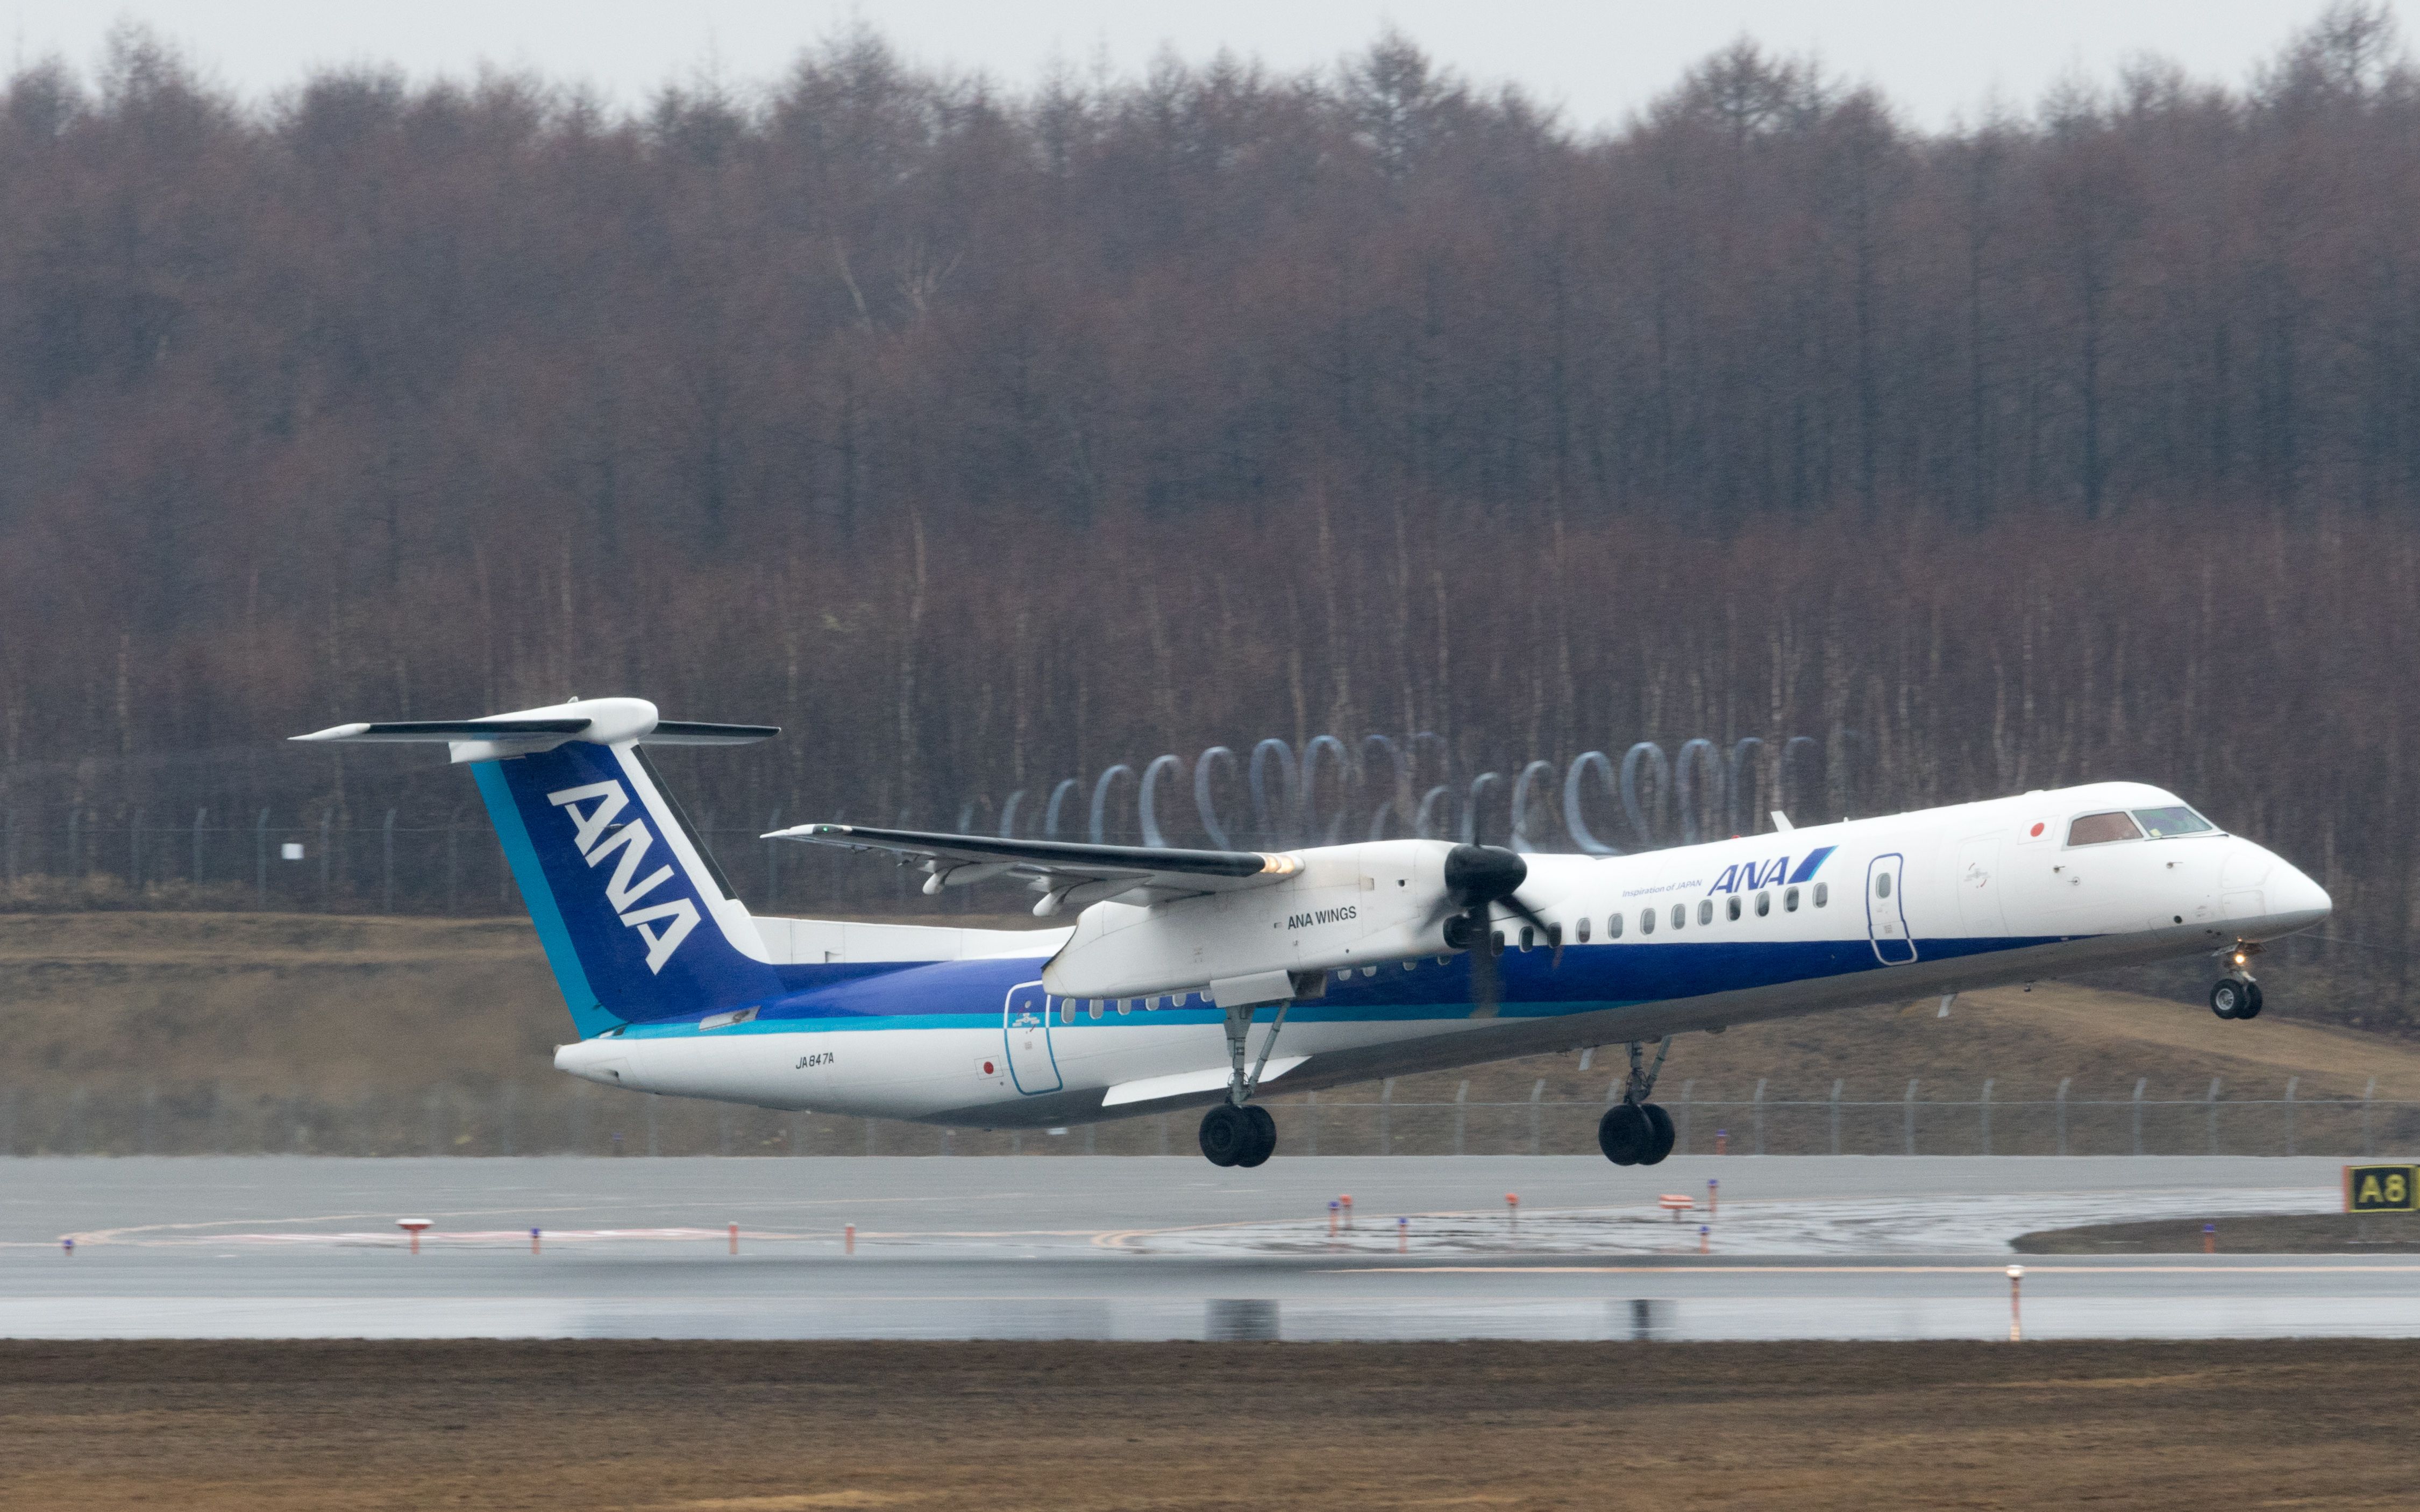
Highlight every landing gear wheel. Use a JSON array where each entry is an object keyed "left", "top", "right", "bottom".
[
  {"left": 1640, "top": 1103, "right": 1676, "bottom": 1165},
  {"left": 2210, "top": 978, "right": 2263, "bottom": 1021},
  {"left": 1236, "top": 1105, "right": 1277, "bottom": 1167},
  {"left": 1199, "top": 1103, "right": 1252, "bottom": 1166},
  {"left": 1598, "top": 1103, "right": 1655, "bottom": 1166}
]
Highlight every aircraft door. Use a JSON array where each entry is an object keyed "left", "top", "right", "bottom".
[
  {"left": 1954, "top": 832, "right": 2008, "bottom": 939},
  {"left": 1866, "top": 852, "right": 1918, "bottom": 965},
  {"left": 1002, "top": 982, "right": 1062, "bottom": 1095}
]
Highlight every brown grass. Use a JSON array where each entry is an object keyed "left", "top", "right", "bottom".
[
  {"left": 2015, "top": 1213, "right": 2420, "bottom": 1254},
  {"left": 4, "top": 912, "right": 2416, "bottom": 1105}
]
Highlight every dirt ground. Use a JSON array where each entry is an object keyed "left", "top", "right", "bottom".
[
  {"left": 4, "top": 1339, "right": 2417, "bottom": 1510},
  {"left": 2016, "top": 1213, "right": 2420, "bottom": 1253}
]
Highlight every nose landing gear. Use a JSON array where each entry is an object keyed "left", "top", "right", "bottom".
[
  {"left": 1598, "top": 1038, "right": 1678, "bottom": 1166},
  {"left": 2211, "top": 944, "right": 2265, "bottom": 1020}
]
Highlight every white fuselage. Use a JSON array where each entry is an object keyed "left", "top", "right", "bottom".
[{"left": 554, "top": 781, "right": 2329, "bottom": 1129}]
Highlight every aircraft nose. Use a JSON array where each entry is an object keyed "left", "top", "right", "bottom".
[{"left": 2265, "top": 859, "right": 2332, "bottom": 936}]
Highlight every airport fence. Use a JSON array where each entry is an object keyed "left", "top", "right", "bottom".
[{"left": 4, "top": 1076, "right": 2419, "bottom": 1158}]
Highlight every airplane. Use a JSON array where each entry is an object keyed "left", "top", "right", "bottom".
[{"left": 294, "top": 696, "right": 2332, "bottom": 1167}]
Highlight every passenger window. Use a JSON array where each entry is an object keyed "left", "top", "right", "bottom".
[
  {"left": 1756, "top": 891, "right": 1771, "bottom": 917},
  {"left": 1727, "top": 896, "right": 1741, "bottom": 922},
  {"left": 1784, "top": 886, "right": 1800, "bottom": 911},
  {"left": 2067, "top": 811, "right": 2144, "bottom": 846},
  {"left": 1640, "top": 909, "right": 1654, "bottom": 936},
  {"left": 1874, "top": 873, "right": 1891, "bottom": 899},
  {"left": 2132, "top": 805, "right": 2216, "bottom": 838},
  {"left": 1607, "top": 912, "right": 1624, "bottom": 939},
  {"left": 1814, "top": 882, "right": 1829, "bottom": 907},
  {"left": 1575, "top": 917, "right": 1591, "bottom": 944},
  {"left": 1671, "top": 903, "right": 1685, "bottom": 930},
  {"left": 1698, "top": 900, "right": 1713, "bottom": 925},
  {"left": 1059, "top": 999, "right": 1074, "bottom": 1024}
]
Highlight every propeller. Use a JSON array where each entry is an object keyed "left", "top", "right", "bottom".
[{"left": 1435, "top": 844, "right": 1561, "bottom": 1011}]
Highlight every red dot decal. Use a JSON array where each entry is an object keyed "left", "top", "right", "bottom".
[
  {"left": 983, "top": 1061, "right": 996, "bottom": 1075},
  {"left": 2030, "top": 822, "right": 2045, "bottom": 837}
]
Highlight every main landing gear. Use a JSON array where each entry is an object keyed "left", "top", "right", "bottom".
[
  {"left": 1598, "top": 1038, "right": 1678, "bottom": 1166},
  {"left": 2211, "top": 944, "right": 2265, "bottom": 1021},
  {"left": 1199, "top": 996, "right": 1292, "bottom": 1167}
]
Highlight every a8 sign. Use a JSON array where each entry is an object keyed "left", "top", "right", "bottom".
[{"left": 2344, "top": 1164, "right": 2419, "bottom": 1214}]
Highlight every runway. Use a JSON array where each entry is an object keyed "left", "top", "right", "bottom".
[{"left": 6, "top": 1156, "right": 2397, "bottom": 1341}]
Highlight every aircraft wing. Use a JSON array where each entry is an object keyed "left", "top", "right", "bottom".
[{"left": 765, "top": 823, "right": 1299, "bottom": 913}]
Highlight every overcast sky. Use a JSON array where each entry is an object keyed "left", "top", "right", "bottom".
[{"left": 13, "top": 2, "right": 2404, "bottom": 131}]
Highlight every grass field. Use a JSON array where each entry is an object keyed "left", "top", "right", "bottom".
[
  {"left": 4, "top": 1339, "right": 2415, "bottom": 1510},
  {"left": 3, "top": 911, "right": 2415, "bottom": 1155},
  {"left": 2014, "top": 1213, "right": 2420, "bottom": 1253}
]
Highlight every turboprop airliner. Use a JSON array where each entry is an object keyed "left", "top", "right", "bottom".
[{"left": 294, "top": 697, "right": 2331, "bottom": 1168}]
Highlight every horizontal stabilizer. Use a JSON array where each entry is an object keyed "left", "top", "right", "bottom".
[
  {"left": 644, "top": 721, "right": 782, "bottom": 745},
  {"left": 290, "top": 698, "right": 777, "bottom": 762},
  {"left": 293, "top": 718, "right": 592, "bottom": 742}
]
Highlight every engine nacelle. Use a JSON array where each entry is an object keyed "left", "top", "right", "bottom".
[{"left": 1042, "top": 839, "right": 1458, "bottom": 1005}]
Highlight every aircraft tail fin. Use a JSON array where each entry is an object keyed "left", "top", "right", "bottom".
[{"left": 293, "top": 697, "right": 783, "bottom": 1037}]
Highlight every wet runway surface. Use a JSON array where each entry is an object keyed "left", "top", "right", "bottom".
[{"left": 5, "top": 1156, "right": 2398, "bottom": 1340}]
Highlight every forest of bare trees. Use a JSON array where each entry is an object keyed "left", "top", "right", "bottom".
[{"left": 2, "top": 11, "right": 2417, "bottom": 1022}]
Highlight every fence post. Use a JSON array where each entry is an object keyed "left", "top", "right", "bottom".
[
  {"left": 424, "top": 1088, "right": 444, "bottom": 1157},
  {"left": 381, "top": 809, "right": 396, "bottom": 914},
  {"left": 647, "top": 1095, "right": 661, "bottom": 1156},
  {"left": 1752, "top": 1078, "right": 1766, "bottom": 1156},
  {"left": 1454, "top": 1080, "right": 1469, "bottom": 1156},
  {"left": 500, "top": 1082, "right": 518, "bottom": 1157},
  {"left": 0, "top": 1086, "right": 15, "bottom": 1156},
  {"left": 66, "top": 1085, "right": 87, "bottom": 1154},
  {"left": 192, "top": 807, "right": 207, "bottom": 889},
  {"left": 2206, "top": 1076, "right": 2223, "bottom": 1156},
  {"left": 2056, "top": 1078, "right": 2072, "bottom": 1156},
  {"left": 719, "top": 1109, "right": 735, "bottom": 1156},
  {"left": 66, "top": 805, "right": 80, "bottom": 881},
  {"left": 865, "top": 1118, "right": 877, "bottom": 1156},
  {"left": 1980, "top": 1078, "right": 1994, "bottom": 1156},
  {"left": 447, "top": 811, "right": 461, "bottom": 915},
  {"left": 765, "top": 807, "right": 782, "bottom": 906},
  {"left": 1903, "top": 1079, "right": 1919, "bottom": 1156},
  {"left": 792, "top": 1111, "right": 810, "bottom": 1156},
  {"left": 2284, "top": 1075, "right": 2298, "bottom": 1157},
  {"left": 3, "top": 807, "right": 14, "bottom": 889},
  {"left": 1679, "top": 1079, "right": 1694, "bottom": 1153},
  {"left": 1529, "top": 1078, "right": 1546, "bottom": 1154},
  {"left": 2132, "top": 1078, "right": 2146, "bottom": 1156},
  {"left": 1379, "top": 1077, "right": 1396, "bottom": 1155},
  {"left": 255, "top": 808, "right": 270, "bottom": 905},
  {"left": 1084, "top": 1122, "right": 1096, "bottom": 1154},
  {"left": 318, "top": 809, "right": 333, "bottom": 910},
  {"left": 140, "top": 1084, "right": 158, "bottom": 1156},
  {"left": 1829, "top": 1079, "right": 1842, "bottom": 1156},
  {"left": 1158, "top": 1111, "right": 1170, "bottom": 1155},
  {"left": 130, "top": 807, "right": 144, "bottom": 891},
  {"left": 2364, "top": 1077, "right": 2378, "bottom": 1157},
  {"left": 1305, "top": 1092, "right": 1319, "bottom": 1156}
]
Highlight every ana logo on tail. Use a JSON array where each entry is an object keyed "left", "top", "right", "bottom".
[{"left": 547, "top": 780, "right": 700, "bottom": 973}]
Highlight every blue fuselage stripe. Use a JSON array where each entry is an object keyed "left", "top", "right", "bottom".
[{"left": 609, "top": 933, "right": 2070, "bottom": 1040}]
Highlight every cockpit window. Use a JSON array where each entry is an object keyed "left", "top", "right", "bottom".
[
  {"left": 2067, "top": 811, "right": 2143, "bottom": 846},
  {"left": 2132, "top": 805, "right": 2217, "bottom": 838}
]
